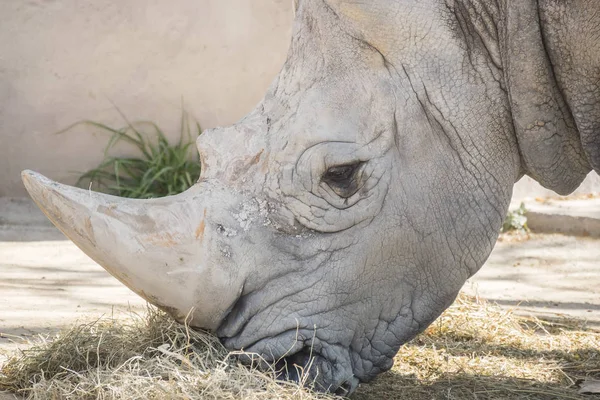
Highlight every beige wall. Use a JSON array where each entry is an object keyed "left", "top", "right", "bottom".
[
  {"left": 1, "top": 1, "right": 598, "bottom": 200},
  {"left": 0, "top": 0, "right": 293, "bottom": 196}
]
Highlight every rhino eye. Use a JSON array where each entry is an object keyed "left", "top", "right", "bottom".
[
  {"left": 323, "top": 164, "right": 359, "bottom": 182},
  {"left": 322, "top": 162, "right": 363, "bottom": 197}
]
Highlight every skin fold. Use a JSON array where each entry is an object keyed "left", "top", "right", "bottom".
[{"left": 22, "top": 0, "right": 600, "bottom": 395}]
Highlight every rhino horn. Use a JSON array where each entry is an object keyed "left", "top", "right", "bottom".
[{"left": 21, "top": 170, "right": 244, "bottom": 330}]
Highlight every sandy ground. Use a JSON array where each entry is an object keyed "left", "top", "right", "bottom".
[
  {"left": 0, "top": 229, "right": 599, "bottom": 399},
  {"left": 465, "top": 233, "right": 600, "bottom": 328},
  {"left": 0, "top": 239, "right": 146, "bottom": 352}
]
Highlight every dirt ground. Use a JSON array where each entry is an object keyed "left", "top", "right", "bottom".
[
  {"left": 1, "top": 228, "right": 599, "bottom": 399},
  {"left": 0, "top": 239, "right": 146, "bottom": 365},
  {"left": 465, "top": 233, "right": 600, "bottom": 328}
]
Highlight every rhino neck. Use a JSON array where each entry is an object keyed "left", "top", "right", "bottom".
[{"left": 501, "top": 0, "right": 592, "bottom": 194}]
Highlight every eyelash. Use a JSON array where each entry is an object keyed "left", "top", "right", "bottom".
[
  {"left": 322, "top": 163, "right": 361, "bottom": 183},
  {"left": 323, "top": 163, "right": 359, "bottom": 182},
  {"left": 321, "top": 162, "right": 364, "bottom": 198}
]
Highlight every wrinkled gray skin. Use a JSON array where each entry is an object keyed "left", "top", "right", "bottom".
[{"left": 23, "top": 0, "right": 600, "bottom": 395}]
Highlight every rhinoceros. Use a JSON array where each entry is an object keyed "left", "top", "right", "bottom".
[{"left": 21, "top": 0, "right": 600, "bottom": 394}]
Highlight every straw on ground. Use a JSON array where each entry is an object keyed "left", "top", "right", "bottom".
[{"left": 1, "top": 295, "right": 598, "bottom": 400}]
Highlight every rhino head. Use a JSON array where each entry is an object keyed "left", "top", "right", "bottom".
[{"left": 22, "top": 0, "right": 599, "bottom": 394}]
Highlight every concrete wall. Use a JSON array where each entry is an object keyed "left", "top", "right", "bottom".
[
  {"left": 0, "top": 0, "right": 293, "bottom": 196},
  {"left": 1, "top": 1, "right": 599, "bottom": 200}
]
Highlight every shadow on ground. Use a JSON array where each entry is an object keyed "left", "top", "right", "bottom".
[
  {"left": 354, "top": 371, "right": 583, "bottom": 400},
  {"left": 352, "top": 295, "right": 600, "bottom": 400}
]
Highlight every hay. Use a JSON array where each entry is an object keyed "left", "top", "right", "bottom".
[
  {"left": 354, "top": 295, "right": 600, "bottom": 400},
  {"left": 1, "top": 296, "right": 599, "bottom": 399},
  {"left": 0, "top": 309, "right": 334, "bottom": 400}
]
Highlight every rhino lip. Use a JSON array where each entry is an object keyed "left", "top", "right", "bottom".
[
  {"left": 275, "top": 348, "right": 355, "bottom": 395},
  {"left": 275, "top": 347, "right": 319, "bottom": 383}
]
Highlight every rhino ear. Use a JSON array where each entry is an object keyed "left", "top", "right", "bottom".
[
  {"left": 293, "top": 0, "right": 299, "bottom": 15},
  {"left": 504, "top": 0, "right": 591, "bottom": 195}
]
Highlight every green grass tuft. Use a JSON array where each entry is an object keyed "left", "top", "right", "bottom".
[
  {"left": 62, "top": 109, "right": 201, "bottom": 199},
  {"left": 502, "top": 203, "right": 529, "bottom": 233}
]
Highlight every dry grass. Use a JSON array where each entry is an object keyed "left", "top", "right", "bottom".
[
  {"left": 1, "top": 295, "right": 599, "bottom": 400},
  {"left": 355, "top": 295, "right": 600, "bottom": 399},
  {"left": 0, "top": 309, "right": 335, "bottom": 400}
]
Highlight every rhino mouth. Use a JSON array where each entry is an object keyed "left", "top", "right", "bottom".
[
  {"left": 275, "top": 349, "right": 357, "bottom": 395},
  {"left": 220, "top": 303, "right": 359, "bottom": 394},
  {"left": 235, "top": 345, "right": 354, "bottom": 396}
]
